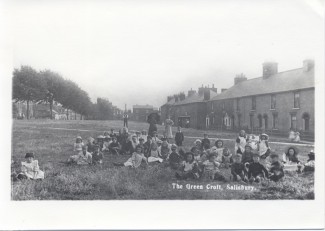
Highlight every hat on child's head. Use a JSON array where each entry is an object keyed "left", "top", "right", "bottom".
[
  {"left": 25, "top": 152, "right": 34, "bottom": 158},
  {"left": 171, "top": 144, "right": 177, "bottom": 149},
  {"left": 260, "top": 133, "right": 269, "bottom": 140},
  {"left": 87, "top": 137, "right": 95, "bottom": 143},
  {"left": 194, "top": 139, "right": 202, "bottom": 144},
  {"left": 308, "top": 150, "right": 315, "bottom": 158},
  {"left": 97, "top": 135, "right": 104, "bottom": 139},
  {"left": 76, "top": 136, "right": 82, "bottom": 140}
]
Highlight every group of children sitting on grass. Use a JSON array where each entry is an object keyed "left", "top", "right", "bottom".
[{"left": 13, "top": 127, "right": 315, "bottom": 184}]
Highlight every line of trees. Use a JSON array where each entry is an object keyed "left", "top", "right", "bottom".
[{"left": 12, "top": 65, "right": 121, "bottom": 120}]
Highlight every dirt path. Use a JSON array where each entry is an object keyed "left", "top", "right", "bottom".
[{"left": 30, "top": 126, "right": 314, "bottom": 147}]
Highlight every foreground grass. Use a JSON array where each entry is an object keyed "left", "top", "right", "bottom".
[{"left": 11, "top": 120, "right": 314, "bottom": 200}]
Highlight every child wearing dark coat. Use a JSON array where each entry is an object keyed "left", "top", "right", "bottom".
[
  {"left": 268, "top": 153, "right": 284, "bottom": 182},
  {"left": 92, "top": 145, "right": 104, "bottom": 165},
  {"left": 175, "top": 126, "right": 184, "bottom": 146},
  {"left": 303, "top": 150, "right": 315, "bottom": 172},
  {"left": 201, "top": 133, "right": 211, "bottom": 149},
  {"left": 108, "top": 136, "right": 121, "bottom": 155},
  {"left": 241, "top": 144, "right": 254, "bottom": 166},
  {"left": 231, "top": 154, "right": 248, "bottom": 182},
  {"left": 168, "top": 144, "right": 182, "bottom": 169},
  {"left": 248, "top": 154, "right": 269, "bottom": 183}
]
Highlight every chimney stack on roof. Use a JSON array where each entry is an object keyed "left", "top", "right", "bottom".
[
  {"left": 263, "top": 62, "right": 278, "bottom": 78},
  {"left": 174, "top": 94, "right": 179, "bottom": 102},
  {"left": 179, "top": 92, "right": 186, "bottom": 101},
  {"left": 234, "top": 73, "right": 247, "bottom": 85},
  {"left": 187, "top": 88, "right": 196, "bottom": 97},
  {"left": 303, "top": 59, "right": 314, "bottom": 72}
]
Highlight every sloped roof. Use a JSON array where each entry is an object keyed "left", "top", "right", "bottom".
[
  {"left": 210, "top": 67, "right": 314, "bottom": 101},
  {"left": 165, "top": 90, "right": 218, "bottom": 106}
]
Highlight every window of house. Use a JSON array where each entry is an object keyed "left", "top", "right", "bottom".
[
  {"left": 236, "top": 98, "right": 240, "bottom": 111},
  {"left": 237, "top": 114, "right": 241, "bottom": 128},
  {"left": 258, "top": 115, "right": 262, "bottom": 128},
  {"left": 211, "top": 103, "right": 214, "bottom": 110},
  {"left": 222, "top": 102, "right": 225, "bottom": 110},
  {"left": 271, "top": 94, "right": 276, "bottom": 109},
  {"left": 264, "top": 115, "right": 268, "bottom": 130},
  {"left": 291, "top": 114, "right": 297, "bottom": 130},
  {"left": 252, "top": 96, "right": 256, "bottom": 110},
  {"left": 250, "top": 115, "right": 254, "bottom": 129},
  {"left": 272, "top": 114, "right": 278, "bottom": 129},
  {"left": 294, "top": 92, "right": 300, "bottom": 108}
]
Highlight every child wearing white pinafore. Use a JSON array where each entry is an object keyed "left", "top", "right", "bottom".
[
  {"left": 17, "top": 153, "right": 44, "bottom": 180},
  {"left": 148, "top": 142, "right": 163, "bottom": 163},
  {"left": 235, "top": 130, "right": 247, "bottom": 154},
  {"left": 74, "top": 136, "right": 84, "bottom": 154},
  {"left": 258, "top": 133, "right": 271, "bottom": 159}
]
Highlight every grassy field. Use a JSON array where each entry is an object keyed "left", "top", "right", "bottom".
[{"left": 11, "top": 120, "right": 314, "bottom": 200}]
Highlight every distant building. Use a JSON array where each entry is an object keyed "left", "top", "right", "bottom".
[
  {"left": 207, "top": 60, "right": 314, "bottom": 137},
  {"left": 132, "top": 104, "right": 156, "bottom": 122},
  {"left": 161, "top": 85, "right": 218, "bottom": 129},
  {"left": 161, "top": 60, "right": 315, "bottom": 139}
]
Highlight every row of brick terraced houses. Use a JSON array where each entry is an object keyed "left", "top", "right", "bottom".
[{"left": 160, "top": 59, "right": 315, "bottom": 139}]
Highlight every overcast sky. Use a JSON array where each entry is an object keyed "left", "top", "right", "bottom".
[{"left": 9, "top": 0, "right": 324, "bottom": 109}]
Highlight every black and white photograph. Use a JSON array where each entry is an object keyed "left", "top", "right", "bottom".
[{"left": 0, "top": 0, "right": 324, "bottom": 229}]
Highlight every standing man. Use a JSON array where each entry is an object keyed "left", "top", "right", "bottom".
[{"left": 123, "top": 111, "right": 128, "bottom": 128}]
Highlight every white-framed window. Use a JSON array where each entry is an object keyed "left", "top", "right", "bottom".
[
  {"left": 271, "top": 94, "right": 276, "bottom": 109},
  {"left": 294, "top": 92, "right": 300, "bottom": 109},
  {"left": 252, "top": 96, "right": 256, "bottom": 110}
]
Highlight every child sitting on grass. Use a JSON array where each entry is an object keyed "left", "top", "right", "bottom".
[
  {"left": 102, "top": 136, "right": 112, "bottom": 152},
  {"left": 202, "top": 153, "right": 227, "bottom": 181},
  {"left": 97, "top": 135, "right": 105, "bottom": 151},
  {"left": 16, "top": 152, "right": 45, "bottom": 180},
  {"left": 231, "top": 154, "right": 248, "bottom": 182},
  {"left": 235, "top": 130, "right": 248, "bottom": 154},
  {"left": 168, "top": 144, "right": 182, "bottom": 169},
  {"left": 248, "top": 154, "right": 269, "bottom": 183},
  {"left": 282, "top": 146, "right": 302, "bottom": 172},
  {"left": 241, "top": 144, "right": 254, "bottom": 166},
  {"left": 194, "top": 139, "right": 203, "bottom": 152},
  {"left": 159, "top": 138, "right": 171, "bottom": 160},
  {"left": 86, "top": 137, "right": 96, "bottom": 154},
  {"left": 268, "top": 153, "right": 284, "bottom": 182},
  {"left": 140, "top": 130, "right": 147, "bottom": 142},
  {"left": 175, "top": 152, "right": 200, "bottom": 180},
  {"left": 114, "top": 145, "right": 148, "bottom": 168},
  {"left": 214, "top": 139, "right": 224, "bottom": 160},
  {"left": 74, "top": 136, "right": 84, "bottom": 154},
  {"left": 258, "top": 133, "right": 271, "bottom": 159},
  {"left": 67, "top": 145, "right": 92, "bottom": 165},
  {"left": 201, "top": 133, "right": 211, "bottom": 149},
  {"left": 148, "top": 142, "right": 163, "bottom": 163},
  {"left": 92, "top": 144, "right": 104, "bottom": 165},
  {"left": 108, "top": 136, "right": 121, "bottom": 155},
  {"left": 303, "top": 150, "right": 315, "bottom": 172},
  {"left": 221, "top": 147, "right": 233, "bottom": 169}
]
